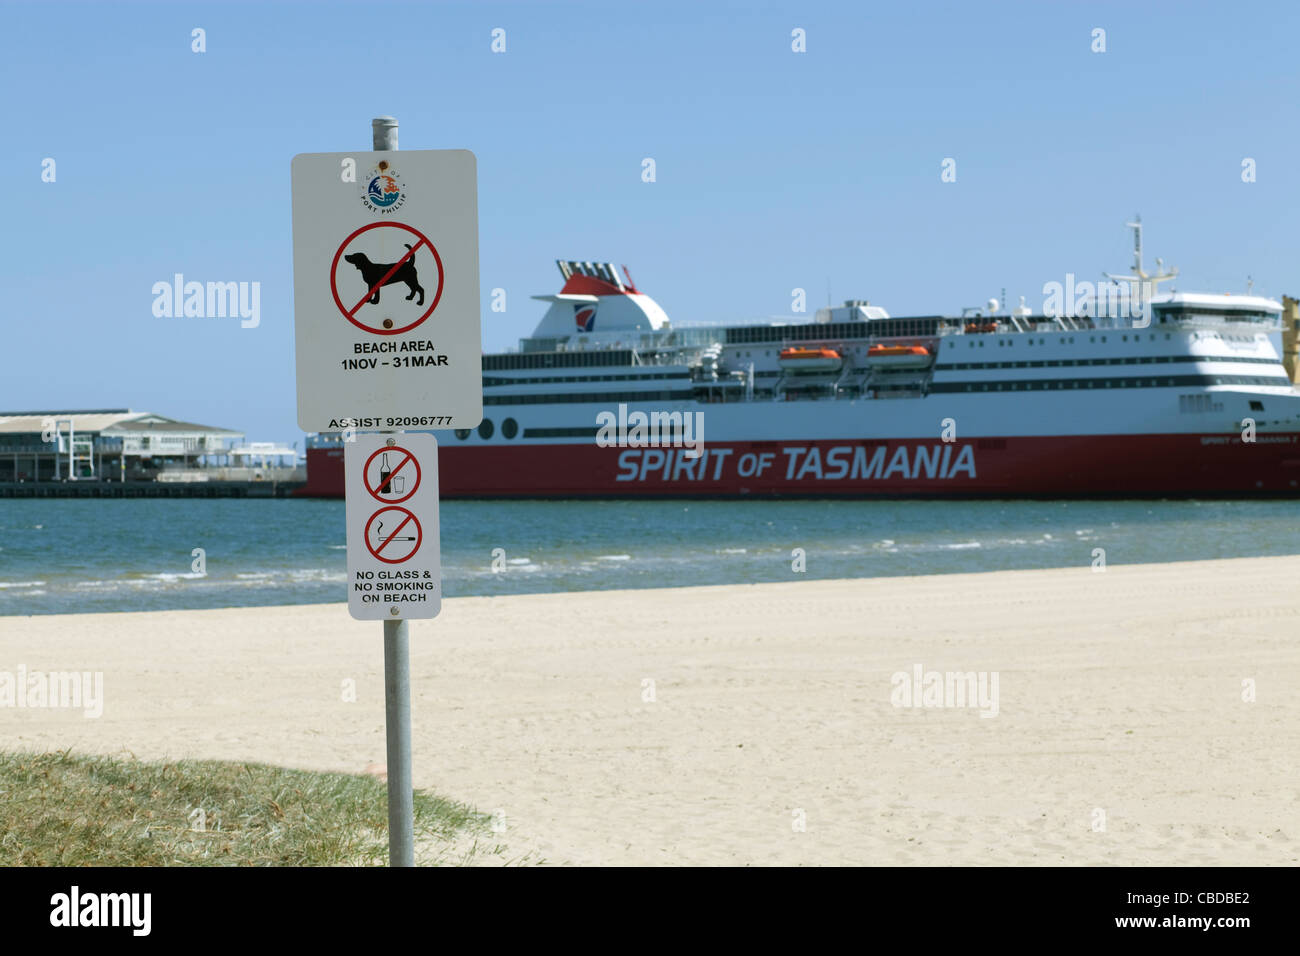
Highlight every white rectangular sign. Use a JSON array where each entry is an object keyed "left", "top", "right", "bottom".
[
  {"left": 291, "top": 149, "right": 483, "bottom": 433},
  {"left": 344, "top": 432, "right": 441, "bottom": 621}
]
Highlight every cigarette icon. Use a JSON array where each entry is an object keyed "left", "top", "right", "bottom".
[{"left": 374, "top": 520, "right": 415, "bottom": 544}]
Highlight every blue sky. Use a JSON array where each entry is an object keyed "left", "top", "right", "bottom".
[{"left": 1, "top": 0, "right": 1297, "bottom": 447}]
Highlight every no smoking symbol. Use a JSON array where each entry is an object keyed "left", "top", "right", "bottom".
[
  {"left": 363, "top": 445, "right": 421, "bottom": 504},
  {"left": 364, "top": 506, "right": 423, "bottom": 564},
  {"left": 331, "top": 221, "right": 445, "bottom": 335}
]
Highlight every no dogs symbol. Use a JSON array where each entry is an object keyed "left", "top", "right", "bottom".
[{"left": 331, "top": 221, "right": 445, "bottom": 335}]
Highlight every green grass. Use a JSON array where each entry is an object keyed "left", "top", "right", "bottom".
[{"left": 0, "top": 750, "right": 503, "bottom": 866}]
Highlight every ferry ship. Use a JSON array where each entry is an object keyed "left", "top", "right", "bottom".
[{"left": 300, "top": 224, "right": 1300, "bottom": 497}]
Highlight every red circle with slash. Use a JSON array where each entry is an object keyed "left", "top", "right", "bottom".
[
  {"left": 330, "top": 221, "right": 445, "bottom": 335},
  {"left": 362, "top": 444, "right": 421, "bottom": 504},
  {"left": 364, "top": 506, "right": 423, "bottom": 564}
]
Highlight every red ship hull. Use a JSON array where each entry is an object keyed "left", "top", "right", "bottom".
[{"left": 298, "top": 433, "right": 1300, "bottom": 498}]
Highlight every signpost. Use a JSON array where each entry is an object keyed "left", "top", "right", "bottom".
[{"left": 290, "top": 117, "right": 481, "bottom": 867}]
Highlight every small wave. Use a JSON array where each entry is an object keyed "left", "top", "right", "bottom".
[
  {"left": 939, "top": 542, "right": 982, "bottom": 550},
  {"left": 0, "top": 580, "right": 46, "bottom": 589},
  {"left": 328, "top": 544, "right": 347, "bottom": 550},
  {"left": 717, "top": 548, "right": 747, "bottom": 554},
  {"left": 140, "top": 571, "right": 207, "bottom": 582},
  {"left": 288, "top": 569, "right": 346, "bottom": 583},
  {"left": 598, "top": 554, "right": 631, "bottom": 561},
  {"left": 490, "top": 560, "right": 539, "bottom": 573}
]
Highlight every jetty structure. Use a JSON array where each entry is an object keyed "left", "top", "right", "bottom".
[{"left": 0, "top": 409, "right": 303, "bottom": 497}]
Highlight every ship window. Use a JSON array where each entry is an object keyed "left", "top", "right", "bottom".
[
  {"left": 478, "top": 419, "right": 495, "bottom": 439},
  {"left": 454, "top": 429, "right": 470, "bottom": 440},
  {"left": 501, "top": 418, "right": 519, "bottom": 439},
  {"left": 1250, "top": 401, "right": 1264, "bottom": 411}
]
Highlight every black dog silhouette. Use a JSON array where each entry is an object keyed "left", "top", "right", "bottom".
[{"left": 343, "top": 244, "right": 425, "bottom": 306}]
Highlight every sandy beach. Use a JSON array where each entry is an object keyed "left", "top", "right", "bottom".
[{"left": 2, "top": 555, "right": 1297, "bottom": 866}]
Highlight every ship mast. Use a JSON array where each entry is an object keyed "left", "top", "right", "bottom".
[{"left": 1102, "top": 214, "right": 1179, "bottom": 297}]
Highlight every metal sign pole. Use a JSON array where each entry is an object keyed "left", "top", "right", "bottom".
[
  {"left": 383, "top": 613, "right": 413, "bottom": 866},
  {"left": 372, "top": 115, "right": 414, "bottom": 868}
]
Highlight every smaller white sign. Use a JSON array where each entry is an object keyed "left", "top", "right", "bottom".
[{"left": 345, "top": 433, "right": 441, "bottom": 621}]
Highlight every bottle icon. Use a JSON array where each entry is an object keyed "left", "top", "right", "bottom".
[{"left": 379, "top": 453, "right": 392, "bottom": 494}]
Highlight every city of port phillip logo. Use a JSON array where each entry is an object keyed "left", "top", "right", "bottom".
[
  {"left": 574, "top": 302, "right": 597, "bottom": 332},
  {"left": 360, "top": 162, "right": 406, "bottom": 214}
]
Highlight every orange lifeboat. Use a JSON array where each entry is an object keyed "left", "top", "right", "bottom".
[
  {"left": 866, "top": 344, "right": 933, "bottom": 368},
  {"left": 778, "top": 347, "right": 843, "bottom": 372}
]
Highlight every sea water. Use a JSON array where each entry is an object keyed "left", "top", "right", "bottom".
[{"left": 0, "top": 498, "right": 1297, "bottom": 616}]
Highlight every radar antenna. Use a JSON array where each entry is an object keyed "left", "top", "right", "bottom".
[{"left": 1102, "top": 214, "right": 1179, "bottom": 297}]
